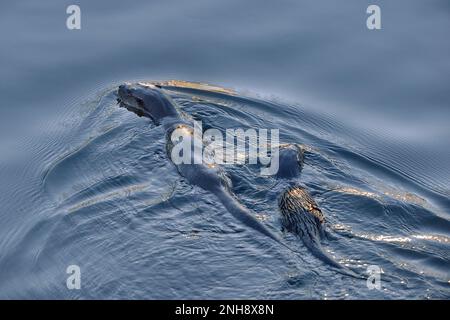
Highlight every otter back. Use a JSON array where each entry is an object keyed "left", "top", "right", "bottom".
[{"left": 278, "top": 185, "right": 324, "bottom": 243}]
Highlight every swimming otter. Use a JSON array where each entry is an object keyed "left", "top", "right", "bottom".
[
  {"left": 117, "top": 82, "right": 289, "bottom": 248},
  {"left": 274, "top": 144, "right": 360, "bottom": 272}
]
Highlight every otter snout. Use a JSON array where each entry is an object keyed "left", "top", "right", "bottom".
[
  {"left": 116, "top": 83, "right": 147, "bottom": 117},
  {"left": 117, "top": 84, "right": 135, "bottom": 103},
  {"left": 116, "top": 82, "right": 180, "bottom": 122}
]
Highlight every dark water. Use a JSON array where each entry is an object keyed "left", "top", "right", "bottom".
[{"left": 0, "top": 1, "right": 449, "bottom": 299}]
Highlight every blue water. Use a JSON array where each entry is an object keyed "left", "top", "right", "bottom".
[{"left": 0, "top": 0, "right": 449, "bottom": 299}]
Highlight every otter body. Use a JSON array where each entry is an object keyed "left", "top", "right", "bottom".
[
  {"left": 275, "top": 146, "right": 326, "bottom": 248},
  {"left": 279, "top": 185, "right": 324, "bottom": 238},
  {"left": 275, "top": 145, "right": 361, "bottom": 274},
  {"left": 278, "top": 184, "right": 341, "bottom": 268}
]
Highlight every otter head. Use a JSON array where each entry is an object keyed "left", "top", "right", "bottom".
[
  {"left": 275, "top": 144, "right": 304, "bottom": 179},
  {"left": 117, "top": 83, "right": 178, "bottom": 123}
]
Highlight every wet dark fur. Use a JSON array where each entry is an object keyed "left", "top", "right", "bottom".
[{"left": 278, "top": 185, "right": 324, "bottom": 241}]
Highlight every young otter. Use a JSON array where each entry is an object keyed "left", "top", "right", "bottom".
[{"left": 275, "top": 145, "right": 361, "bottom": 275}]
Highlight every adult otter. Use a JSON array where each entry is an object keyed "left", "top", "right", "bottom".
[{"left": 117, "top": 83, "right": 289, "bottom": 248}]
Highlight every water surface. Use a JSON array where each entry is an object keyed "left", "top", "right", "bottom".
[{"left": 0, "top": 0, "right": 449, "bottom": 299}]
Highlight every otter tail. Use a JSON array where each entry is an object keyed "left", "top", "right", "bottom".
[
  {"left": 213, "top": 186, "right": 362, "bottom": 279},
  {"left": 213, "top": 187, "right": 293, "bottom": 251},
  {"left": 305, "top": 241, "right": 363, "bottom": 279}
]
